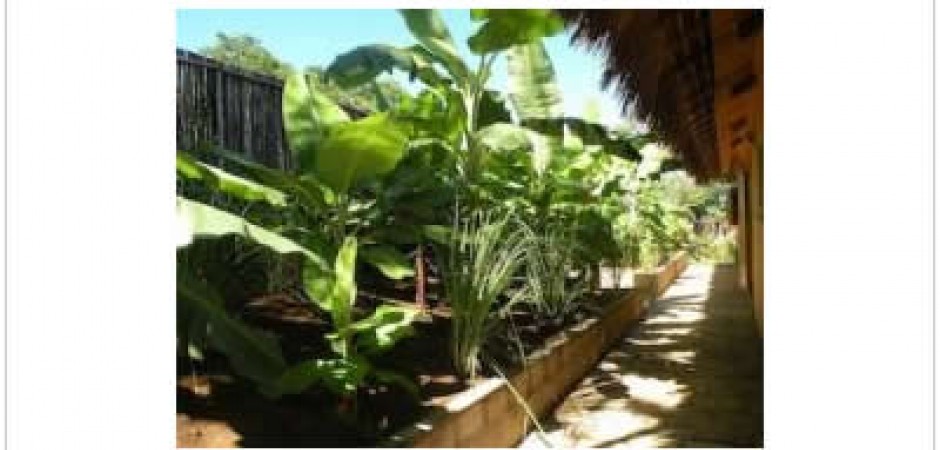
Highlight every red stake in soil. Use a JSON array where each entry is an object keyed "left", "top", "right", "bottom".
[{"left": 415, "top": 245, "right": 426, "bottom": 311}]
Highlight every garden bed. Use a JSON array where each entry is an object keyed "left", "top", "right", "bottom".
[
  {"left": 176, "top": 252, "right": 690, "bottom": 448},
  {"left": 382, "top": 256, "right": 689, "bottom": 448},
  {"left": 177, "top": 285, "right": 620, "bottom": 448},
  {"left": 382, "top": 289, "right": 642, "bottom": 448}
]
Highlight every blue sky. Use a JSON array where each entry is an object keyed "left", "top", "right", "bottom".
[{"left": 176, "top": 9, "right": 630, "bottom": 126}]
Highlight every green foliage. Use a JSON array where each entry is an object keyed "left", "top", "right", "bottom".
[
  {"left": 520, "top": 224, "right": 585, "bottom": 321},
  {"left": 359, "top": 245, "right": 415, "bottom": 280},
  {"left": 439, "top": 211, "right": 533, "bottom": 379},
  {"left": 275, "top": 357, "right": 368, "bottom": 396},
  {"left": 506, "top": 41, "right": 564, "bottom": 122},
  {"left": 177, "top": 191, "right": 419, "bottom": 398},
  {"left": 325, "top": 237, "right": 358, "bottom": 356},
  {"left": 468, "top": 9, "right": 565, "bottom": 54},
  {"left": 283, "top": 72, "right": 352, "bottom": 173},
  {"left": 177, "top": 152, "right": 287, "bottom": 207},
  {"left": 200, "top": 32, "right": 293, "bottom": 78},
  {"left": 340, "top": 305, "right": 419, "bottom": 356},
  {"left": 175, "top": 196, "right": 329, "bottom": 272},
  {"left": 177, "top": 267, "right": 287, "bottom": 395},
  {"left": 314, "top": 113, "right": 410, "bottom": 194},
  {"left": 326, "top": 44, "right": 447, "bottom": 88},
  {"left": 285, "top": 237, "right": 420, "bottom": 397},
  {"left": 399, "top": 9, "right": 470, "bottom": 83},
  {"left": 177, "top": 10, "right": 731, "bottom": 411}
]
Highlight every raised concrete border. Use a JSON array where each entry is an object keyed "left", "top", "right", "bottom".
[
  {"left": 383, "top": 251, "right": 690, "bottom": 448},
  {"left": 634, "top": 251, "right": 690, "bottom": 302}
]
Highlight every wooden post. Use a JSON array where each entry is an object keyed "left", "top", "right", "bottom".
[{"left": 415, "top": 245, "right": 426, "bottom": 310}]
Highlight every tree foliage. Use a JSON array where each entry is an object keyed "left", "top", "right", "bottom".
[{"left": 200, "top": 32, "right": 294, "bottom": 78}]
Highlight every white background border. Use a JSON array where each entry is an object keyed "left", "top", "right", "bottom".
[{"left": 3, "top": 0, "right": 935, "bottom": 448}]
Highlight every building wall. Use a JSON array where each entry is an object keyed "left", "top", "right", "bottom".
[
  {"left": 748, "top": 144, "right": 763, "bottom": 336},
  {"left": 751, "top": 31, "right": 764, "bottom": 336},
  {"left": 728, "top": 14, "right": 763, "bottom": 337},
  {"left": 736, "top": 172, "right": 750, "bottom": 290}
]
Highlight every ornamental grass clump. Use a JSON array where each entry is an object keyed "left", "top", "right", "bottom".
[
  {"left": 521, "top": 224, "right": 584, "bottom": 323},
  {"left": 441, "top": 210, "right": 533, "bottom": 379}
]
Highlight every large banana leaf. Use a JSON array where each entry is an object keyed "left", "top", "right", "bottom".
[
  {"left": 325, "top": 44, "right": 447, "bottom": 89},
  {"left": 360, "top": 244, "right": 415, "bottom": 280},
  {"left": 315, "top": 113, "right": 409, "bottom": 194},
  {"left": 399, "top": 10, "right": 470, "bottom": 84},
  {"left": 176, "top": 152, "right": 287, "bottom": 206},
  {"left": 211, "top": 148, "right": 332, "bottom": 209},
  {"left": 177, "top": 268, "right": 287, "bottom": 394},
  {"left": 176, "top": 197, "right": 330, "bottom": 273},
  {"left": 467, "top": 9, "right": 565, "bottom": 54},
  {"left": 506, "top": 40, "right": 564, "bottom": 123},
  {"left": 283, "top": 72, "right": 350, "bottom": 173},
  {"left": 475, "top": 123, "right": 532, "bottom": 154},
  {"left": 325, "top": 237, "right": 358, "bottom": 356},
  {"left": 393, "top": 89, "right": 462, "bottom": 143}
]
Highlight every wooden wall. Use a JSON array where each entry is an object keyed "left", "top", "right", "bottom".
[{"left": 176, "top": 49, "right": 290, "bottom": 170}]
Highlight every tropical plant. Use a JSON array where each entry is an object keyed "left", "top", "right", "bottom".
[
  {"left": 176, "top": 151, "right": 421, "bottom": 401},
  {"left": 439, "top": 210, "right": 533, "bottom": 379},
  {"left": 520, "top": 224, "right": 585, "bottom": 322},
  {"left": 317, "top": 9, "right": 569, "bottom": 378},
  {"left": 273, "top": 237, "right": 420, "bottom": 401},
  {"left": 178, "top": 11, "right": 700, "bottom": 415}
]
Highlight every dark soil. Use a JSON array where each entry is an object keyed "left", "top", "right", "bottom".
[{"left": 177, "top": 283, "right": 628, "bottom": 448}]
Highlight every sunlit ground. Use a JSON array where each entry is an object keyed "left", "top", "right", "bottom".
[{"left": 519, "top": 264, "right": 763, "bottom": 448}]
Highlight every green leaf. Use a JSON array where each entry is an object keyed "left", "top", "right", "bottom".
[
  {"left": 176, "top": 197, "right": 329, "bottom": 269},
  {"left": 476, "top": 89, "right": 512, "bottom": 128},
  {"left": 283, "top": 72, "right": 350, "bottom": 173},
  {"left": 315, "top": 113, "right": 409, "bottom": 193},
  {"left": 422, "top": 224, "right": 451, "bottom": 245},
  {"left": 360, "top": 245, "right": 415, "bottom": 280},
  {"left": 177, "top": 268, "right": 286, "bottom": 393},
  {"left": 302, "top": 253, "right": 335, "bottom": 313},
  {"left": 399, "top": 10, "right": 470, "bottom": 83},
  {"left": 325, "top": 44, "right": 447, "bottom": 89},
  {"left": 177, "top": 152, "right": 287, "bottom": 206},
  {"left": 527, "top": 129, "right": 553, "bottom": 176},
  {"left": 467, "top": 9, "right": 565, "bottom": 54},
  {"left": 211, "top": 149, "right": 331, "bottom": 210},
  {"left": 475, "top": 123, "right": 553, "bottom": 176},
  {"left": 326, "top": 237, "right": 358, "bottom": 357},
  {"left": 475, "top": 123, "right": 532, "bottom": 154},
  {"left": 346, "top": 305, "right": 419, "bottom": 355},
  {"left": 506, "top": 40, "right": 564, "bottom": 122},
  {"left": 274, "top": 357, "right": 368, "bottom": 396}
]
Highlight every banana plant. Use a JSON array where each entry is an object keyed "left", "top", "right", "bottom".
[
  {"left": 273, "top": 237, "right": 421, "bottom": 400},
  {"left": 177, "top": 153, "right": 420, "bottom": 400},
  {"left": 318, "top": 10, "right": 567, "bottom": 379},
  {"left": 323, "top": 10, "right": 564, "bottom": 195}
]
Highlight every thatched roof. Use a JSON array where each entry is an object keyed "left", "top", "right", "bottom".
[{"left": 559, "top": 10, "right": 763, "bottom": 179}]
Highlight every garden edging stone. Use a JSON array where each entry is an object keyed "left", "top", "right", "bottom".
[{"left": 383, "top": 251, "right": 689, "bottom": 448}]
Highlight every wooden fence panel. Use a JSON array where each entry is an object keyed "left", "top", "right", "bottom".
[{"left": 176, "top": 49, "right": 290, "bottom": 170}]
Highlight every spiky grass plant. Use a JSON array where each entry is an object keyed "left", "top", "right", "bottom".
[
  {"left": 522, "top": 224, "right": 585, "bottom": 322},
  {"left": 441, "top": 210, "right": 533, "bottom": 379}
]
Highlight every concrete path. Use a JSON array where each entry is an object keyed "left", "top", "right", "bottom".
[{"left": 520, "top": 264, "right": 763, "bottom": 448}]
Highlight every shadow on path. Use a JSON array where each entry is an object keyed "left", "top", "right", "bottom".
[{"left": 519, "top": 264, "right": 763, "bottom": 448}]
